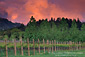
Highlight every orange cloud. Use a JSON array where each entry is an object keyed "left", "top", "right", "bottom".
[
  {"left": 11, "top": 14, "right": 18, "bottom": 20},
  {"left": 0, "top": 0, "right": 85, "bottom": 25},
  {"left": 24, "top": 0, "right": 49, "bottom": 20}
]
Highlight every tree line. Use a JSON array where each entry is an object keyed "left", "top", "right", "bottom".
[{"left": 0, "top": 16, "right": 85, "bottom": 42}]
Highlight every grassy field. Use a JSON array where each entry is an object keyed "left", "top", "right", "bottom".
[
  {"left": 1, "top": 49, "right": 85, "bottom": 57},
  {"left": 9, "top": 49, "right": 85, "bottom": 57}
]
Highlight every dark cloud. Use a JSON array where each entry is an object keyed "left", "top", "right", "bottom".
[
  {"left": 0, "top": 8, "right": 8, "bottom": 18},
  {"left": 0, "top": 0, "right": 85, "bottom": 24}
]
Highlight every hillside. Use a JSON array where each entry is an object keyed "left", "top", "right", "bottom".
[{"left": 0, "top": 17, "right": 21, "bottom": 30}]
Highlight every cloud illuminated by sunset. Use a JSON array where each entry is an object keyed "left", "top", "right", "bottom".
[{"left": 0, "top": 0, "right": 85, "bottom": 25}]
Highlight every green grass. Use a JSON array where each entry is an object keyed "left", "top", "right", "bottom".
[
  {"left": 0, "top": 49, "right": 85, "bottom": 57},
  {"left": 0, "top": 48, "right": 48, "bottom": 57},
  {"left": 8, "top": 49, "right": 85, "bottom": 57}
]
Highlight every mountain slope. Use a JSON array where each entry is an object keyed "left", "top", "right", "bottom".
[{"left": 0, "top": 17, "right": 21, "bottom": 30}]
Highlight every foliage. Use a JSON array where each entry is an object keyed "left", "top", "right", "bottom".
[
  {"left": 0, "top": 16, "right": 85, "bottom": 42},
  {"left": 3, "top": 35, "right": 8, "bottom": 40}
]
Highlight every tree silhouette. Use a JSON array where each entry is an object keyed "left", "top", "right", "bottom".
[{"left": 0, "top": 16, "right": 84, "bottom": 42}]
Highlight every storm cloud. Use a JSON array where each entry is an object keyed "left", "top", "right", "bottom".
[{"left": 0, "top": 0, "right": 85, "bottom": 24}]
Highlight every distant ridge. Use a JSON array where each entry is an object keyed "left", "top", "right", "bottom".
[{"left": 0, "top": 17, "right": 21, "bottom": 30}]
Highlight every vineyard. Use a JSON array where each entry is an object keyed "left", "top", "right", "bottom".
[{"left": 0, "top": 38, "right": 85, "bottom": 57}]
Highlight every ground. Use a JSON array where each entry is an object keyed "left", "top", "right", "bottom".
[{"left": 8, "top": 49, "right": 85, "bottom": 57}]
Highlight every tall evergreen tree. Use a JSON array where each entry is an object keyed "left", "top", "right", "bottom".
[
  {"left": 24, "top": 16, "right": 38, "bottom": 40},
  {"left": 79, "top": 24, "right": 85, "bottom": 42},
  {"left": 39, "top": 19, "right": 51, "bottom": 40},
  {"left": 69, "top": 19, "right": 79, "bottom": 42},
  {"left": 49, "top": 21, "right": 57, "bottom": 40}
]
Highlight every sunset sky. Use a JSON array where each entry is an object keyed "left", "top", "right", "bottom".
[{"left": 0, "top": 0, "right": 85, "bottom": 25}]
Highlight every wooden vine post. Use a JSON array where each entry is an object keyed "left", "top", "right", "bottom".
[
  {"left": 33, "top": 39, "right": 35, "bottom": 55},
  {"left": 38, "top": 39, "right": 40, "bottom": 54},
  {"left": 79, "top": 42, "right": 81, "bottom": 49},
  {"left": 20, "top": 37, "right": 23, "bottom": 56},
  {"left": 57, "top": 41, "right": 58, "bottom": 50},
  {"left": 54, "top": 40, "right": 56, "bottom": 51},
  {"left": 47, "top": 40, "right": 49, "bottom": 53},
  {"left": 69, "top": 41, "right": 72, "bottom": 50},
  {"left": 67, "top": 41, "right": 70, "bottom": 50},
  {"left": 52, "top": 40, "right": 53, "bottom": 53},
  {"left": 14, "top": 39, "right": 16, "bottom": 56},
  {"left": 72, "top": 42, "right": 74, "bottom": 50},
  {"left": 27, "top": 38, "right": 30, "bottom": 56},
  {"left": 5, "top": 39, "right": 8, "bottom": 57},
  {"left": 58, "top": 42, "right": 60, "bottom": 50},
  {"left": 43, "top": 39, "right": 45, "bottom": 54},
  {"left": 64, "top": 41, "right": 66, "bottom": 50},
  {"left": 76, "top": 42, "right": 78, "bottom": 50},
  {"left": 50, "top": 41, "right": 51, "bottom": 52}
]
